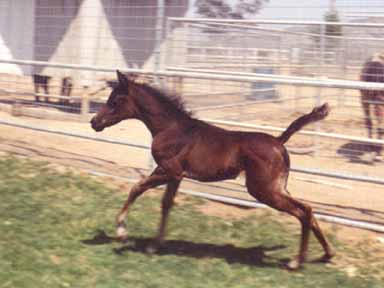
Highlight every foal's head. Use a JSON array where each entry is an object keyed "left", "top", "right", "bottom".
[{"left": 91, "top": 71, "right": 138, "bottom": 132}]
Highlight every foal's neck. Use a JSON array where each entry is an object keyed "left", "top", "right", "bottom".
[{"left": 133, "top": 86, "right": 190, "bottom": 137}]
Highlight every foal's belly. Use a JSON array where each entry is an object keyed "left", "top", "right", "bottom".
[
  {"left": 185, "top": 167, "right": 242, "bottom": 182},
  {"left": 183, "top": 153, "right": 242, "bottom": 182},
  {"left": 181, "top": 132, "right": 244, "bottom": 182}
]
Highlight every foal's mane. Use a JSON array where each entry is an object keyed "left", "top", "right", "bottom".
[{"left": 131, "top": 79, "right": 193, "bottom": 118}]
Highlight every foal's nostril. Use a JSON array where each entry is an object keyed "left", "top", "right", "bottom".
[
  {"left": 90, "top": 117, "right": 105, "bottom": 132},
  {"left": 90, "top": 117, "right": 98, "bottom": 129}
]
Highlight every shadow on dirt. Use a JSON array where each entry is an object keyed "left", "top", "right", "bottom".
[
  {"left": 337, "top": 141, "right": 382, "bottom": 165},
  {"left": 82, "top": 230, "right": 288, "bottom": 268}
]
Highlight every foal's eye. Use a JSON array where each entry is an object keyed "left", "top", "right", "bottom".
[{"left": 110, "top": 97, "right": 122, "bottom": 108}]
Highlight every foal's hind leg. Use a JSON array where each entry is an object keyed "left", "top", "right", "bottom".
[
  {"left": 246, "top": 174, "right": 333, "bottom": 269},
  {"left": 310, "top": 216, "right": 335, "bottom": 262},
  {"left": 115, "top": 167, "right": 172, "bottom": 240}
]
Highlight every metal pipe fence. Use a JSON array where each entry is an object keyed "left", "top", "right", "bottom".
[
  {"left": 169, "top": 17, "right": 384, "bottom": 27},
  {"left": 3, "top": 58, "right": 384, "bottom": 90},
  {"left": 1, "top": 1, "right": 384, "bottom": 232},
  {"left": 164, "top": 15, "right": 384, "bottom": 170},
  {"left": 1, "top": 58, "right": 384, "bottom": 171}
]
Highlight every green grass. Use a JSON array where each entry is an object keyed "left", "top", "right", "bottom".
[{"left": 0, "top": 156, "right": 382, "bottom": 288}]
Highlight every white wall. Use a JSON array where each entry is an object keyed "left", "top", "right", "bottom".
[
  {"left": 40, "top": 0, "right": 128, "bottom": 85},
  {"left": 0, "top": 0, "right": 35, "bottom": 74},
  {"left": 0, "top": 0, "right": 190, "bottom": 79}
]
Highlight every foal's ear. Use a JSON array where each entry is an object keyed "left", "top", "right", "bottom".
[
  {"left": 127, "top": 73, "right": 139, "bottom": 81},
  {"left": 116, "top": 70, "right": 129, "bottom": 88}
]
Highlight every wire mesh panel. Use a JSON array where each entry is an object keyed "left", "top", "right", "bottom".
[{"left": 164, "top": 17, "right": 384, "bottom": 180}]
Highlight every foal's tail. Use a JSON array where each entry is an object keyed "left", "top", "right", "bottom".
[{"left": 277, "top": 103, "right": 330, "bottom": 144}]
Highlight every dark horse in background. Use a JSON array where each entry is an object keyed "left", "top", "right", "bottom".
[
  {"left": 360, "top": 53, "right": 384, "bottom": 157},
  {"left": 91, "top": 71, "right": 335, "bottom": 270},
  {"left": 33, "top": 74, "right": 73, "bottom": 105}
]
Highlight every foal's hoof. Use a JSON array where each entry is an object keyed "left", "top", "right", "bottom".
[
  {"left": 146, "top": 241, "right": 162, "bottom": 254},
  {"left": 116, "top": 226, "right": 129, "bottom": 242},
  {"left": 286, "top": 259, "right": 302, "bottom": 271},
  {"left": 318, "top": 251, "right": 336, "bottom": 263}
]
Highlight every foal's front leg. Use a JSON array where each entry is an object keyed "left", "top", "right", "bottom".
[
  {"left": 115, "top": 167, "right": 171, "bottom": 240},
  {"left": 147, "top": 179, "right": 181, "bottom": 253}
]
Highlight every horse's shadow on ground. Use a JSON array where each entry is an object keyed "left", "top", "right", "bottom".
[
  {"left": 337, "top": 140, "right": 382, "bottom": 164},
  {"left": 82, "top": 230, "right": 288, "bottom": 268}
]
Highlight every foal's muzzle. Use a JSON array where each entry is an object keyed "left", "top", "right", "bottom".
[{"left": 90, "top": 117, "right": 105, "bottom": 132}]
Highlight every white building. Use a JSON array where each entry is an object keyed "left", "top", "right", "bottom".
[{"left": 0, "top": 0, "right": 189, "bottom": 78}]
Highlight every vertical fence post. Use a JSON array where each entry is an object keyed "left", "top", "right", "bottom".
[
  {"left": 154, "top": 0, "right": 165, "bottom": 84},
  {"left": 81, "top": 85, "right": 89, "bottom": 120},
  {"left": 294, "top": 85, "right": 301, "bottom": 112},
  {"left": 339, "top": 33, "right": 347, "bottom": 107},
  {"left": 314, "top": 23, "right": 327, "bottom": 157},
  {"left": 319, "top": 22, "right": 326, "bottom": 81},
  {"left": 148, "top": 0, "right": 166, "bottom": 171},
  {"left": 78, "top": 0, "right": 102, "bottom": 88},
  {"left": 164, "top": 17, "right": 172, "bottom": 74}
]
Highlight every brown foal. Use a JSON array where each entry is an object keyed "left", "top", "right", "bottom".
[{"left": 91, "top": 71, "right": 335, "bottom": 270}]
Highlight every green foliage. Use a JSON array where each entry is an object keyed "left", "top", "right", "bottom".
[
  {"left": 195, "top": 0, "right": 269, "bottom": 19},
  {"left": 324, "top": 10, "right": 342, "bottom": 37},
  {"left": 0, "top": 156, "right": 382, "bottom": 287},
  {"left": 310, "top": 10, "right": 343, "bottom": 52}
]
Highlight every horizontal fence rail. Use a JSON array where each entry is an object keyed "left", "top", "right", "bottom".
[
  {"left": 0, "top": 88, "right": 82, "bottom": 101},
  {"left": 2, "top": 58, "right": 384, "bottom": 91},
  {"left": 169, "top": 17, "right": 384, "bottom": 28},
  {"left": 187, "top": 21, "right": 384, "bottom": 42}
]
